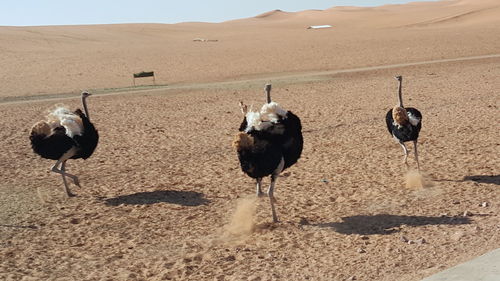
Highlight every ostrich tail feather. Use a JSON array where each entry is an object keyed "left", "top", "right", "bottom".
[
  {"left": 392, "top": 106, "right": 409, "bottom": 126},
  {"left": 232, "top": 132, "right": 254, "bottom": 151},
  {"left": 30, "top": 121, "right": 51, "bottom": 138}
]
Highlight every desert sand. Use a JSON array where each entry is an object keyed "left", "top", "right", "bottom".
[{"left": 0, "top": 0, "right": 499, "bottom": 280}]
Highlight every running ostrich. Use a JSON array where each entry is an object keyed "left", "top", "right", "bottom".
[
  {"left": 30, "top": 91, "right": 99, "bottom": 197},
  {"left": 386, "top": 76, "right": 422, "bottom": 171},
  {"left": 233, "top": 84, "right": 303, "bottom": 222}
]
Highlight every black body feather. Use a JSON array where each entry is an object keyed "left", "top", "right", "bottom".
[
  {"left": 72, "top": 109, "right": 99, "bottom": 159},
  {"left": 30, "top": 108, "right": 99, "bottom": 161},
  {"left": 30, "top": 131, "right": 76, "bottom": 160},
  {"left": 237, "top": 127, "right": 284, "bottom": 178},
  {"left": 280, "top": 111, "right": 303, "bottom": 169},
  {"left": 385, "top": 107, "right": 422, "bottom": 142},
  {"left": 236, "top": 110, "right": 303, "bottom": 178}
]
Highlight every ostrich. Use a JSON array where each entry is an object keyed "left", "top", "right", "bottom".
[
  {"left": 233, "top": 84, "right": 303, "bottom": 222},
  {"left": 386, "top": 76, "right": 422, "bottom": 171},
  {"left": 30, "top": 91, "right": 99, "bottom": 197}
]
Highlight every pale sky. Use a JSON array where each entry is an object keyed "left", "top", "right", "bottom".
[{"left": 1, "top": 0, "right": 440, "bottom": 26}]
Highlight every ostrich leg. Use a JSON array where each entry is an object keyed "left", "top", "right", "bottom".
[
  {"left": 399, "top": 142, "right": 409, "bottom": 169},
  {"left": 52, "top": 160, "right": 81, "bottom": 186},
  {"left": 268, "top": 175, "right": 279, "bottom": 223},
  {"left": 256, "top": 178, "right": 264, "bottom": 197},
  {"left": 413, "top": 141, "right": 420, "bottom": 171},
  {"left": 51, "top": 149, "right": 81, "bottom": 195},
  {"left": 60, "top": 161, "right": 75, "bottom": 197},
  {"left": 268, "top": 158, "right": 284, "bottom": 223}
]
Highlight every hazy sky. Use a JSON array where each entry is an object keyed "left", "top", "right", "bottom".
[{"left": 1, "top": 0, "right": 439, "bottom": 26}]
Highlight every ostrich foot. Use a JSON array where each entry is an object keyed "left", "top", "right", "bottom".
[
  {"left": 62, "top": 182, "right": 76, "bottom": 198},
  {"left": 272, "top": 214, "right": 279, "bottom": 223},
  {"left": 68, "top": 176, "right": 81, "bottom": 188}
]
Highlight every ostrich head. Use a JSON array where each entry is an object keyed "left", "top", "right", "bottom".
[
  {"left": 82, "top": 91, "right": 92, "bottom": 98},
  {"left": 392, "top": 106, "right": 409, "bottom": 126}
]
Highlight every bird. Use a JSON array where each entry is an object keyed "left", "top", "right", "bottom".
[
  {"left": 233, "top": 84, "right": 303, "bottom": 222},
  {"left": 385, "top": 76, "right": 422, "bottom": 171},
  {"left": 30, "top": 91, "right": 99, "bottom": 197}
]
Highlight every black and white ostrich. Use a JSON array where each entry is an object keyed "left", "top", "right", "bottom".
[
  {"left": 233, "top": 84, "right": 303, "bottom": 222},
  {"left": 385, "top": 76, "right": 422, "bottom": 171},
  {"left": 30, "top": 91, "right": 99, "bottom": 197}
]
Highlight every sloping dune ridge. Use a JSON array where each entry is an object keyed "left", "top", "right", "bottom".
[{"left": 0, "top": 0, "right": 499, "bottom": 280}]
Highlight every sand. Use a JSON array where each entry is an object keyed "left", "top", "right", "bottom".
[{"left": 0, "top": 0, "right": 499, "bottom": 280}]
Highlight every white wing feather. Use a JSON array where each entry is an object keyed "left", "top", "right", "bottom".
[{"left": 47, "top": 106, "right": 83, "bottom": 137}]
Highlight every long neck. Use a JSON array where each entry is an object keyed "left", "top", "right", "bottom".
[
  {"left": 82, "top": 96, "right": 90, "bottom": 120},
  {"left": 265, "top": 84, "right": 272, "bottom": 103},
  {"left": 397, "top": 78, "right": 403, "bottom": 107}
]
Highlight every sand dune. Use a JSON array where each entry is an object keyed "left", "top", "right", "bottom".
[
  {"left": 254, "top": 9, "right": 291, "bottom": 19},
  {"left": 0, "top": 0, "right": 499, "bottom": 280},
  {"left": 246, "top": 0, "right": 500, "bottom": 27},
  {"left": 0, "top": 0, "right": 499, "bottom": 98}
]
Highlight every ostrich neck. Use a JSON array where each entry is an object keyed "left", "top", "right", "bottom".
[
  {"left": 82, "top": 96, "right": 90, "bottom": 120},
  {"left": 397, "top": 79, "right": 403, "bottom": 108},
  {"left": 265, "top": 84, "right": 272, "bottom": 103}
]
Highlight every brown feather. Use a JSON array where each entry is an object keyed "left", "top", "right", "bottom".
[
  {"left": 31, "top": 121, "right": 51, "bottom": 137},
  {"left": 392, "top": 106, "right": 409, "bottom": 126},
  {"left": 232, "top": 132, "right": 254, "bottom": 151}
]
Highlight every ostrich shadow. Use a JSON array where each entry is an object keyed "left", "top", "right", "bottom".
[
  {"left": 313, "top": 214, "right": 471, "bottom": 235},
  {"left": 104, "top": 190, "right": 210, "bottom": 207},
  {"left": 0, "top": 224, "right": 38, "bottom": 229},
  {"left": 463, "top": 175, "right": 500, "bottom": 185},
  {"left": 435, "top": 175, "right": 500, "bottom": 185}
]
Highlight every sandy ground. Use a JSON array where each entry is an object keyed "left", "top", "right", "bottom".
[{"left": 1, "top": 0, "right": 499, "bottom": 280}]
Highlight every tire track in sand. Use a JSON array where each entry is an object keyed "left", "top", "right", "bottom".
[{"left": 1, "top": 53, "right": 499, "bottom": 105}]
